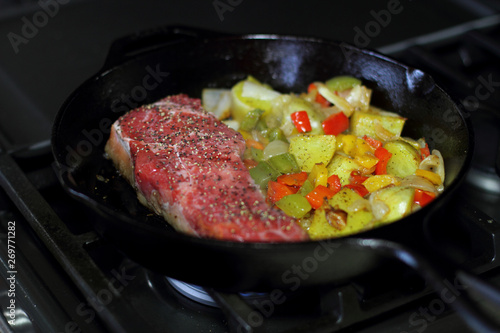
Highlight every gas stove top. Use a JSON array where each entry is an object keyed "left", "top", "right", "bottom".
[{"left": 1, "top": 1, "right": 500, "bottom": 332}]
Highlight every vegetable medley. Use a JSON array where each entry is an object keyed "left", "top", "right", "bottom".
[{"left": 202, "top": 76, "right": 445, "bottom": 240}]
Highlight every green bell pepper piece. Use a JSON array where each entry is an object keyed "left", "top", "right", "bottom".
[
  {"left": 267, "top": 153, "right": 300, "bottom": 174},
  {"left": 325, "top": 76, "right": 362, "bottom": 92},
  {"left": 276, "top": 194, "right": 312, "bottom": 218},
  {"left": 267, "top": 127, "right": 287, "bottom": 142},
  {"left": 240, "top": 108, "right": 264, "bottom": 131},
  {"left": 249, "top": 161, "right": 280, "bottom": 189}
]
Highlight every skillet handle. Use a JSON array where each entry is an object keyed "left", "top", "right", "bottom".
[
  {"left": 367, "top": 239, "right": 500, "bottom": 332},
  {"left": 103, "top": 25, "right": 228, "bottom": 69}
]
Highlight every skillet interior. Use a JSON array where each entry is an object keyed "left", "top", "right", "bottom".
[{"left": 52, "top": 34, "right": 472, "bottom": 291}]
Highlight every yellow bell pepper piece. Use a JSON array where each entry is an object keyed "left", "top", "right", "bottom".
[
  {"left": 335, "top": 134, "right": 345, "bottom": 151},
  {"left": 362, "top": 175, "right": 401, "bottom": 192},
  {"left": 337, "top": 135, "right": 377, "bottom": 168},
  {"left": 354, "top": 154, "right": 379, "bottom": 169},
  {"left": 340, "top": 134, "right": 357, "bottom": 156},
  {"left": 238, "top": 129, "right": 252, "bottom": 140},
  {"left": 353, "top": 137, "right": 374, "bottom": 156},
  {"left": 337, "top": 135, "right": 374, "bottom": 157},
  {"left": 415, "top": 169, "right": 442, "bottom": 185},
  {"left": 307, "top": 163, "right": 329, "bottom": 188}
]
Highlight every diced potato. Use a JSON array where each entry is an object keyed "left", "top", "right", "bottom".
[
  {"left": 330, "top": 191, "right": 374, "bottom": 234},
  {"left": 230, "top": 76, "right": 281, "bottom": 123},
  {"left": 350, "top": 109, "right": 406, "bottom": 139},
  {"left": 328, "top": 188, "right": 355, "bottom": 209},
  {"left": 307, "top": 209, "right": 332, "bottom": 239},
  {"left": 241, "top": 80, "right": 280, "bottom": 101},
  {"left": 371, "top": 186, "right": 415, "bottom": 224},
  {"left": 326, "top": 153, "right": 359, "bottom": 185},
  {"left": 289, "top": 135, "right": 336, "bottom": 172},
  {"left": 384, "top": 140, "right": 421, "bottom": 179},
  {"left": 308, "top": 188, "right": 374, "bottom": 239}
]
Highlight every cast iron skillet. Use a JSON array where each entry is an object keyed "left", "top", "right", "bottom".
[{"left": 52, "top": 26, "right": 500, "bottom": 331}]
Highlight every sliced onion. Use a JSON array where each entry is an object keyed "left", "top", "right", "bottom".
[
  {"left": 419, "top": 149, "right": 445, "bottom": 183},
  {"left": 316, "top": 82, "right": 354, "bottom": 117},
  {"left": 263, "top": 140, "right": 289, "bottom": 160},
  {"left": 400, "top": 136, "right": 421, "bottom": 150},
  {"left": 251, "top": 129, "right": 268, "bottom": 146},
  {"left": 337, "top": 88, "right": 352, "bottom": 99},
  {"left": 222, "top": 120, "right": 239, "bottom": 131},
  {"left": 419, "top": 154, "right": 439, "bottom": 170},
  {"left": 348, "top": 198, "right": 371, "bottom": 213},
  {"left": 202, "top": 89, "right": 232, "bottom": 120},
  {"left": 417, "top": 138, "right": 427, "bottom": 149},
  {"left": 202, "top": 88, "right": 223, "bottom": 110},
  {"left": 317, "top": 105, "right": 339, "bottom": 119},
  {"left": 369, "top": 195, "right": 390, "bottom": 220},
  {"left": 345, "top": 85, "right": 372, "bottom": 112},
  {"left": 370, "top": 106, "right": 404, "bottom": 118},
  {"left": 432, "top": 150, "right": 445, "bottom": 183},
  {"left": 280, "top": 120, "right": 297, "bottom": 139},
  {"left": 400, "top": 175, "right": 438, "bottom": 195},
  {"left": 374, "top": 121, "right": 398, "bottom": 141},
  {"left": 267, "top": 95, "right": 290, "bottom": 129}
]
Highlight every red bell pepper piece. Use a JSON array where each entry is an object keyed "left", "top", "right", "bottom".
[
  {"left": 363, "top": 135, "right": 382, "bottom": 149},
  {"left": 290, "top": 111, "right": 312, "bottom": 133},
  {"left": 349, "top": 170, "right": 369, "bottom": 185},
  {"left": 321, "top": 112, "right": 349, "bottom": 135},
  {"left": 305, "top": 185, "right": 337, "bottom": 209},
  {"left": 327, "top": 174, "right": 342, "bottom": 194},
  {"left": 267, "top": 181, "right": 295, "bottom": 204},
  {"left": 277, "top": 172, "right": 308, "bottom": 187},
  {"left": 344, "top": 184, "right": 369, "bottom": 197},
  {"left": 414, "top": 189, "right": 436, "bottom": 207},
  {"left": 420, "top": 143, "right": 430, "bottom": 159},
  {"left": 307, "top": 83, "right": 316, "bottom": 94},
  {"left": 316, "top": 92, "right": 330, "bottom": 107},
  {"left": 308, "top": 83, "right": 331, "bottom": 107},
  {"left": 374, "top": 147, "right": 392, "bottom": 175}
]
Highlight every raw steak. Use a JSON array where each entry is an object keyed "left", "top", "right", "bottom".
[{"left": 105, "top": 94, "right": 309, "bottom": 242}]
